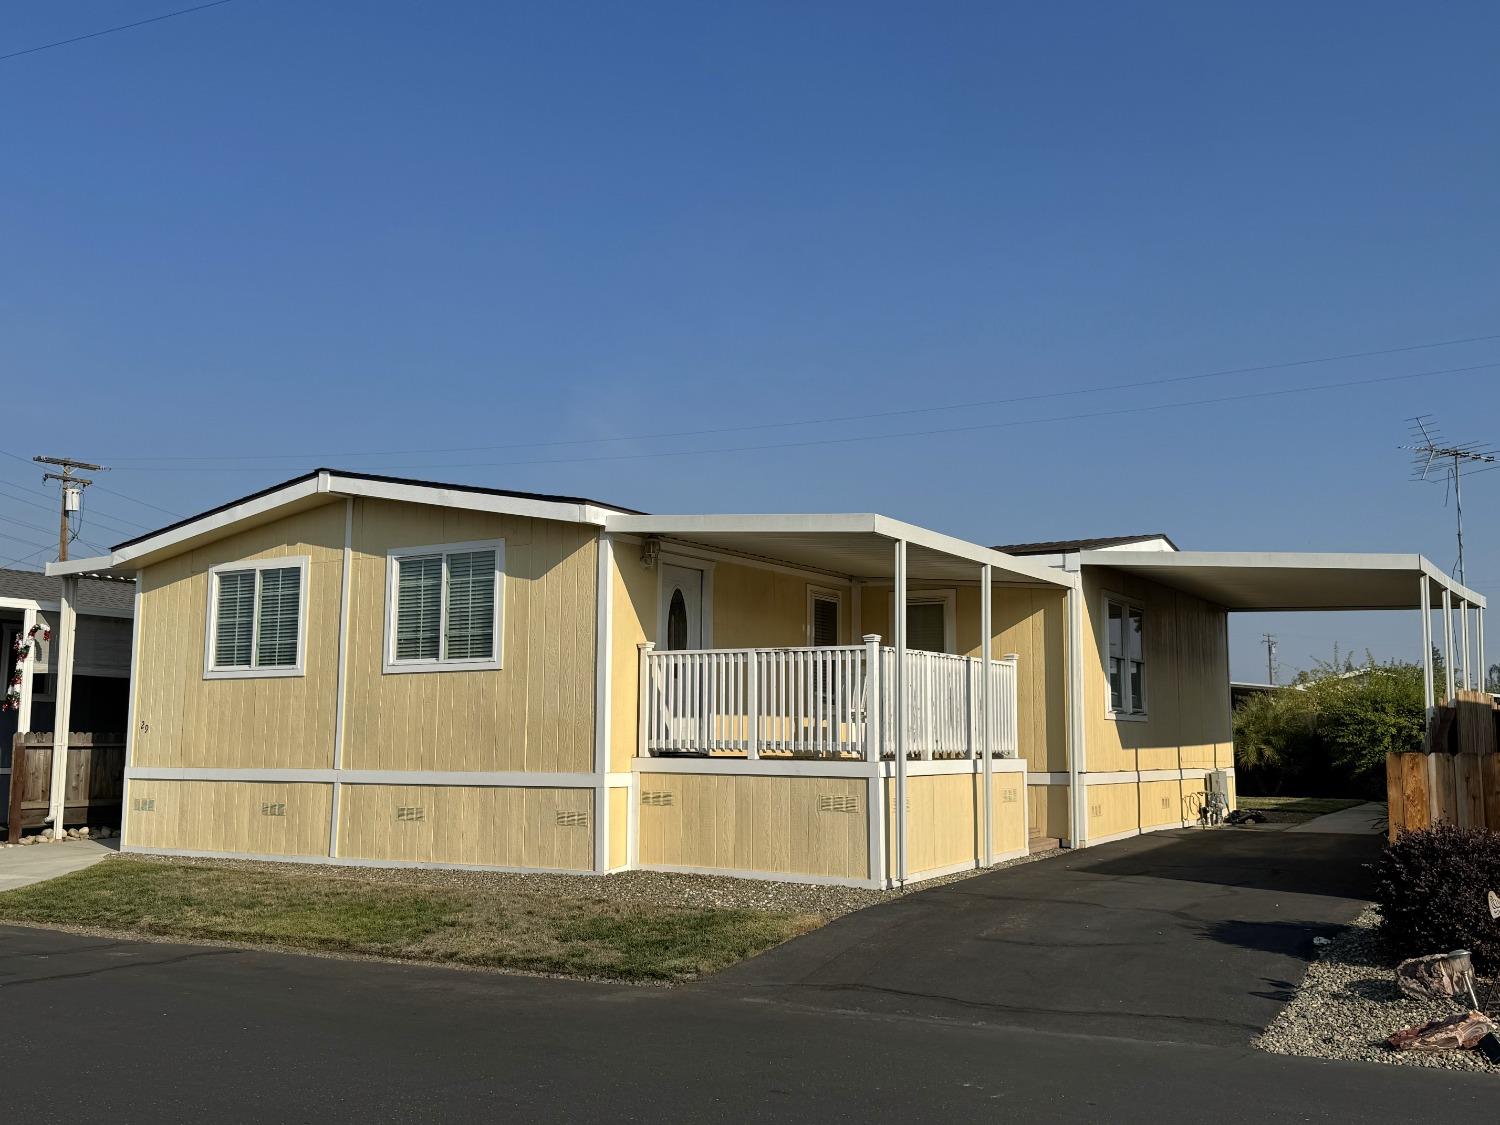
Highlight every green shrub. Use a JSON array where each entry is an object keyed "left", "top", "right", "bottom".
[{"left": 1374, "top": 824, "right": 1500, "bottom": 971}]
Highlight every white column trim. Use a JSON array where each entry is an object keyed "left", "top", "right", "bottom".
[
  {"left": 17, "top": 606, "right": 36, "bottom": 734},
  {"left": 328, "top": 496, "right": 354, "bottom": 858},
  {"left": 980, "top": 562, "right": 993, "bottom": 867},
  {"left": 893, "top": 537, "right": 908, "bottom": 886},
  {"left": 48, "top": 576, "right": 78, "bottom": 838},
  {"left": 593, "top": 534, "right": 614, "bottom": 873}
]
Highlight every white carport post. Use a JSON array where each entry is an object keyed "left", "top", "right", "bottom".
[
  {"left": 1480, "top": 607, "right": 1488, "bottom": 691},
  {"left": 1442, "top": 586, "right": 1456, "bottom": 702},
  {"left": 1460, "top": 600, "right": 1472, "bottom": 691},
  {"left": 893, "top": 538, "right": 908, "bottom": 887},
  {"left": 1420, "top": 575, "right": 1435, "bottom": 718},
  {"left": 980, "top": 562, "right": 993, "bottom": 868},
  {"left": 47, "top": 576, "right": 78, "bottom": 840}
]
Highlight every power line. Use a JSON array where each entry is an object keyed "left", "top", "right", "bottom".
[
  {"left": 0, "top": 544, "right": 53, "bottom": 572},
  {"left": 0, "top": 480, "right": 152, "bottom": 535},
  {"left": 101, "top": 331, "right": 1500, "bottom": 466},
  {"left": 307, "top": 358, "right": 1500, "bottom": 474},
  {"left": 90, "top": 483, "right": 183, "bottom": 519},
  {"left": 0, "top": 0, "right": 240, "bottom": 63}
]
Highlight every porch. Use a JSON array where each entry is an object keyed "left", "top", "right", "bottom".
[{"left": 639, "top": 639, "right": 1018, "bottom": 761}]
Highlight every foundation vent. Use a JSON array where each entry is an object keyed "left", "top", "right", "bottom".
[
  {"left": 1161, "top": 797, "right": 1172, "bottom": 810},
  {"left": 1002, "top": 789, "right": 1018, "bottom": 803},
  {"left": 818, "top": 794, "right": 859, "bottom": 814},
  {"left": 395, "top": 806, "right": 425, "bottom": 822},
  {"left": 1090, "top": 803, "right": 1103, "bottom": 818},
  {"left": 640, "top": 791, "right": 674, "bottom": 807},
  {"left": 132, "top": 797, "right": 156, "bottom": 813},
  {"left": 260, "top": 802, "right": 287, "bottom": 817},
  {"left": 555, "top": 810, "right": 589, "bottom": 828}
]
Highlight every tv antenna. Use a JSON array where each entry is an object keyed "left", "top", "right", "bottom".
[{"left": 1403, "top": 416, "right": 1495, "bottom": 585}]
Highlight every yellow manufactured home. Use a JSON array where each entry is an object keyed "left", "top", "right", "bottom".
[{"left": 44, "top": 471, "right": 1486, "bottom": 886}]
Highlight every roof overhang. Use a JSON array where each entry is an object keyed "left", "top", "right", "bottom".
[
  {"left": 1075, "top": 550, "right": 1485, "bottom": 611},
  {"left": 604, "top": 513, "right": 1074, "bottom": 587},
  {"left": 48, "top": 470, "right": 623, "bottom": 579}
]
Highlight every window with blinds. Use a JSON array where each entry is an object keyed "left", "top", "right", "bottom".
[
  {"left": 1105, "top": 596, "right": 1147, "bottom": 717},
  {"left": 905, "top": 602, "right": 948, "bottom": 653},
  {"left": 810, "top": 594, "right": 840, "bottom": 647},
  {"left": 387, "top": 542, "right": 503, "bottom": 670},
  {"left": 208, "top": 560, "right": 306, "bottom": 675}
]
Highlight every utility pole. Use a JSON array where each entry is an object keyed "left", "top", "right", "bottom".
[
  {"left": 1404, "top": 417, "right": 1496, "bottom": 586},
  {"left": 1262, "top": 633, "right": 1277, "bottom": 685},
  {"left": 34, "top": 456, "right": 104, "bottom": 562}
]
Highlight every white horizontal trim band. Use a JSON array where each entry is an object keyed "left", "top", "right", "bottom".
[
  {"left": 1085, "top": 767, "right": 1234, "bottom": 786},
  {"left": 1027, "top": 772, "right": 1070, "bottom": 785},
  {"left": 632, "top": 757, "right": 879, "bottom": 778}
]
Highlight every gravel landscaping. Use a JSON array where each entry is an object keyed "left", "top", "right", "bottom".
[{"left": 1256, "top": 905, "right": 1499, "bottom": 1073}]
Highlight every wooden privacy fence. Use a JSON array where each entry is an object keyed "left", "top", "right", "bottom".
[
  {"left": 6, "top": 732, "right": 126, "bottom": 843},
  {"left": 1386, "top": 691, "right": 1500, "bottom": 842}
]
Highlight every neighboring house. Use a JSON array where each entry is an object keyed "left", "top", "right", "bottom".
[
  {"left": 44, "top": 471, "right": 1485, "bottom": 887},
  {"left": 0, "top": 568, "right": 135, "bottom": 810}
]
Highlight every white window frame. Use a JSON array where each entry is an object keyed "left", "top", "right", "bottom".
[
  {"left": 885, "top": 588, "right": 957, "bottom": 654},
  {"left": 806, "top": 585, "right": 845, "bottom": 646},
  {"left": 1102, "top": 591, "right": 1148, "bottom": 722},
  {"left": 203, "top": 555, "right": 310, "bottom": 681},
  {"left": 383, "top": 539, "right": 505, "bottom": 675}
]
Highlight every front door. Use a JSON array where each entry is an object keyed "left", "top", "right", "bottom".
[{"left": 660, "top": 565, "right": 705, "bottom": 650}]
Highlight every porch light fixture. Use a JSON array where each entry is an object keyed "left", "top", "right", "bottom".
[{"left": 640, "top": 537, "right": 660, "bottom": 569}]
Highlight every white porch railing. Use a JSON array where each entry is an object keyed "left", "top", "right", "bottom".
[{"left": 639, "top": 637, "right": 1018, "bottom": 761}]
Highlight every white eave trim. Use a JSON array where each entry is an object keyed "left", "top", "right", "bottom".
[
  {"left": 48, "top": 473, "right": 617, "bottom": 579},
  {"left": 603, "top": 512, "right": 1075, "bottom": 589}
]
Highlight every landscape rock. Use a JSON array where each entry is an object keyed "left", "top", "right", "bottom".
[
  {"left": 1388, "top": 1011, "right": 1497, "bottom": 1052},
  {"left": 1395, "top": 953, "right": 1473, "bottom": 1002}
]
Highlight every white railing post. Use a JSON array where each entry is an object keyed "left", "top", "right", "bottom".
[
  {"left": 864, "top": 635, "right": 882, "bottom": 761},
  {"left": 894, "top": 539, "right": 908, "bottom": 886},
  {"left": 1443, "top": 587, "right": 1456, "bottom": 702},
  {"left": 747, "top": 650, "right": 761, "bottom": 759},
  {"left": 637, "top": 642, "right": 656, "bottom": 758},
  {"left": 1420, "top": 576, "right": 1434, "bottom": 718}
]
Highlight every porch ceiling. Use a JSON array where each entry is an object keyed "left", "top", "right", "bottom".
[
  {"left": 604, "top": 515, "right": 1072, "bottom": 587},
  {"left": 1077, "top": 550, "right": 1486, "bottom": 611}
]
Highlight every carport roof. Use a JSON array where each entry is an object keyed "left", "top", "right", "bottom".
[{"left": 1076, "top": 550, "right": 1485, "bottom": 611}]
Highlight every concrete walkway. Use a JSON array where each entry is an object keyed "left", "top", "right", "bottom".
[
  {"left": 1286, "top": 801, "right": 1388, "bottom": 834},
  {"left": 0, "top": 837, "right": 117, "bottom": 892}
]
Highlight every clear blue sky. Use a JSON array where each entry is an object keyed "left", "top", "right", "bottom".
[{"left": 3, "top": 1, "right": 1497, "bottom": 681}]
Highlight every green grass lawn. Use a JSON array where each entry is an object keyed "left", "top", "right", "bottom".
[
  {"left": 1236, "top": 796, "right": 1369, "bottom": 824},
  {"left": 0, "top": 859, "right": 823, "bottom": 982}
]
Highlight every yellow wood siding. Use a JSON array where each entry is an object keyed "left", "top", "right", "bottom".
[
  {"left": 1028, "top": 783, "right": 1071, "bottom": 843},
  {"left": 636, "top": 772, "right": 869, "bottom": 880},
  {"left": 132, "top": 503, "right": 346, "bottom": 769},
  {"left": 125, "top": 779, "right": 332, "bottom": 855},
  {"left": 1081, "top": 569, "right": 1232, "bottom": 775},
  {"left": 341, "top": 499, "right": 597, "bottom": 773},
  {"left": 337, "top": 784, "right": 593, "bottom": 870},
  {"left": 713, "top": 561, "right": 849, "bottom": 648},
  {"left": 1086, "top": 782, "right": 1142, "bottom": 839},
  {"left": 990, "top": 771, "right": 1027, "bottom": 855},
  {"left": 860, "top": 584, "right": 1066, "bottom": 773},
  {"left": 893, "top": 773, "right": 981, "bottom": 877},
  {"left": 610, "top": 545, "right": 655, "bottom": 772},
  {"left": 608, "top": 785, "right": 629, "bottom": 869},
  {"left": 1138, "top": 779, "right": 1185, "bottom": 828}
]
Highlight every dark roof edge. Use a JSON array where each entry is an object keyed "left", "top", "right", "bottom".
[
  {"left": 993, "top": 532, "right": 1179, "bottom": 556},
  {"left": 110, "top": 469, "right": 643, "bottom": 552}
]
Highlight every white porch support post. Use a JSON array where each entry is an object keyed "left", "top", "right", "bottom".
[
  {"left": 864, "top": 632, "right": 883, "bottom": 889},
  {"left": 592, "top": 533, "right": 614, "bottom": 873},
  {"left": 980, "top": 562, "right": 993, "bottom": 867},
  {"left": 118, "top": 572, "right": 143, "bottom": 848},
  {"left": 894, "top": 537, "right": 908, "bottom": 886},
  {"left": 1420, "top": 575, "right": 1435, "bottom": 718},
  {"left": 637, "top": 642, "right": 655, "bottom": 758},
  {"left": 1480, "top": 606, "right": 1487, "bottom": 691},
  {"left": 17, "top": 606, "right": 36, "bottom": 734},
  {"left": 1064, "top": 559, "right": 1087, "bottom": 848},
  {"left": 1442, "top": 586, "right": 1456, "bottom": 702},
  {"left": 48, "top": 576, "right": 78, "bottom": 840}
]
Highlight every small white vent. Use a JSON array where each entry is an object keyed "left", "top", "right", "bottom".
[
  {"left": 818, "top": 794, "right": 859, "bottom": 814},
  {"left": 1090, "top": 803, "right": 1103, "bottom": 818},
  {"left": 132, "top": 797, "right": 156, "bottom": 813},
  {"left": 555, "top": 810, "right": 589, "bottom": 828},
  {"left": 395, "top": 806, "right": 425, "bottom": 822},
  {"left": 1002, "top": 789, "right": 1018, "bottom": 803},
  {"left": 260, "top": 802, "right": 287, "bottom": 817},
  {"left": 640, "top": 791, "right": 674, "bottom": 807}
]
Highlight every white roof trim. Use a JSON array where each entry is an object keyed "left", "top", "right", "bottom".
[{"left": 603, "top": 512, "right": 1074, "bottom": 588}]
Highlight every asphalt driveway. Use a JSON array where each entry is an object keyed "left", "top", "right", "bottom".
[
  {"left": 712, "top": 826, "right": 1378, "bottom": 1045},
  {"left": 2, "top": 827, "right": 1493, "bottom": 1122}
]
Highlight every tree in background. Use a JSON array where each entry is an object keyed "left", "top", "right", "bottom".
[{"left": 1233, "top": 654, "right": 1427, "bottom": 797}]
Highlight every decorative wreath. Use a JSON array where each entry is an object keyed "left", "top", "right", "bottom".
[{"left": 1, "top": 622, "right": 51, "bottom": 713}]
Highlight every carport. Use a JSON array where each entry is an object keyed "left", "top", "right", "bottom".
[{"left": 1071, "top": 550, "right": 1487, "bottom": 712}]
